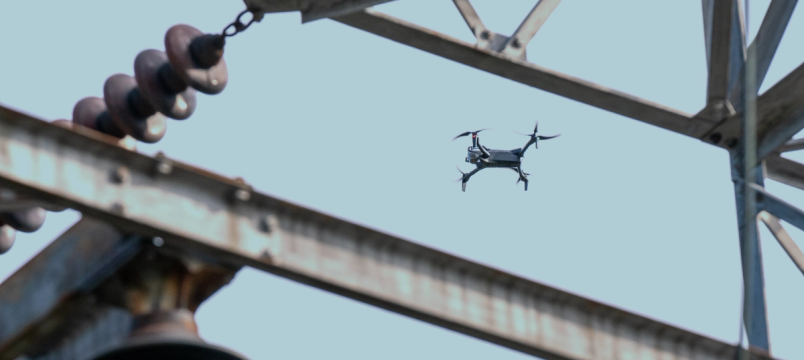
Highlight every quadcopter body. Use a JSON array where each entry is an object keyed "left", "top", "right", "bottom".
[{"left": 455, "top": 121, "right": 559, "bottom": 191}]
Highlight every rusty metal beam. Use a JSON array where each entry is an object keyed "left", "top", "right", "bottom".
[
  {"left": 244, "top": 0, "right": 395, "bottom": 23},
  {"left": 0, "top": 217, "right": 139, "bottom": 360},
  {"left": 331, "top": 9, "right": 713, "bottom": 139},
  {"left": 0, "top": 104, "right": 777, "bottom": 360}
]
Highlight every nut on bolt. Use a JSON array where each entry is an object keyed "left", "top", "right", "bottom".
[
  {"left": 153, "top": 152, "right": 174, "bottom": 176},
  {"left": 111, "top": 166, "right": 130, "bottom": 184}
]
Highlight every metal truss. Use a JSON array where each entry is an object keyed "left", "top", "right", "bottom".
[
  {"left": 327, "top": 0, "right": 804, "bottom": 355},
  {"left": 1, "top": 0, "right": 802, "bottom": 359},
  {"left": 0, "top": 105, "right": 779, "bottom": 360}
]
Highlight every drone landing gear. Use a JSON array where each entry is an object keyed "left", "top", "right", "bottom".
[
  {"left": 515, "top": 167, "right": 529, "bottom": 191},
  {"left": 457, "top": 167, "right": 483, "bottom": 192}
]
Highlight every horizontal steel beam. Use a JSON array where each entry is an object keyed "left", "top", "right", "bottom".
[
  {"left": 331, "top": 9, "right": 713, "bottom": 139},
  {"left": 0, "top": 104, "right": 775, "bottom": 360},
  {"left": 0, "top": 217, "right": 138, "bottom": 360},
  {"left": 244, "top": 0, "right": 395, "bottom": 23}
]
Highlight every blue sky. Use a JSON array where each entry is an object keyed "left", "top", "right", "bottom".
[{"left": 1, "top": 1, "right": 803, "bottom": 359}]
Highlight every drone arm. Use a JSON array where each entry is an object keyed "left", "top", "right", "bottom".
[
  {"left": 519, "top": 138, "right": 537, "bottom": 157},
  {"left": 459, "top": 167, "right": 484, "bottom": 192},
  {"left": 462, "top": 167, "right": 482, "bottom": 181},
  {"left": 519, "top": 134, "right": 559, "bottom": 158},
  {"left": 476, "top": 137, "right": 491, "bottom": 158}
]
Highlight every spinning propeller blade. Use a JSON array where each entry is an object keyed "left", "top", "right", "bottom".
[
  {"left": 508, "top": 168, "right": 529, "bottom": 184},
  {"left": 452, "top": 128, "right": 489, "bottom": 141},
  {"left": 537, "top": 134, "right": 561, "bottom": 140},
  {"left": 455, "top": 167, "right": 467, "bottom": 182},
  {"left": 517, "top": 120, "right": 560, "bottom": 152}
]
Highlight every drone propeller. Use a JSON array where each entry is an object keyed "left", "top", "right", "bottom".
[
  {"left": 517, "top": 121, "right": 560, "bottom": 152},
  {"left": 455, "top": 167, "right": 467, "bottom": 182},
  {"left": 452, "top": 128, "right": 489, "bottom": 141},
  {"left": 509, "top": 168, "right": 530, "bottom": 184}
]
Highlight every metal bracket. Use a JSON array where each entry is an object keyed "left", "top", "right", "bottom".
[{"left": 453, "top": 0, "right": 560, "bottom": 60}]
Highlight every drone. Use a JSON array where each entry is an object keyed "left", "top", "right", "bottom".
[{"left": 454, "top": 121, "right": 560, "bottom": 192}]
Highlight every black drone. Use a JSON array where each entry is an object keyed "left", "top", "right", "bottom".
[{"left": 454, "top": 121, "right": 560, "bottom": 191}]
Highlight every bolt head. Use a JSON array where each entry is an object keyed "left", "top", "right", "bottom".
[
  {"left": 709, "top": 132, "right": 722, "bottom": 144},
  {"left": 259, "top": 216, "right": 272, "bottom": 233},
  {"left": 234, "top": 189, "right": 250, "bottom": 202},
  {"left": 152, "top": 237, "right": 164, "bottom": 247},
  {"left": 156, "top": 162, "right": 173, "bottom": 175}
]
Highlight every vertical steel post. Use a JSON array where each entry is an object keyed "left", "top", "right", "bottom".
[{"left": 738, "top": 0, "right": 770, "bottom": 356}]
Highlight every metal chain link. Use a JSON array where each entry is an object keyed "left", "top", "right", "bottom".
[{"left": 222, "top": 8, "right": 264, "bottom": 38}]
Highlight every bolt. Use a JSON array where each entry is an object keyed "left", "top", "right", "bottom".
[
  {"left": 152, "top": 237, "right": 164, "bottom": 247},
  {"left": 755, "top": 191, "right": 765, "bottom": 203},
  {"left": 234, "top": 188, "right": 250, "bottom": 202},
  {"left": 727, "top": 138, "right": 739, "bottom": 149},
  {"left": 111, "top": 166, "right": 130, "bottom": 184},
  {"left": 156, "top": 161, "right": 173, "bottom": 175},
  {"left": 480, "top": 30, "right": 490, "bottom": 40},
  {"left": 153, "top": 152, "right": 174, "bottom": 176},
  {"left": 259, "top": 216, "right": 272, "bottom": 233},
  {"left": 110, "top": 202, "right": 125, "bottom": 215},
  {"left": 261, "top": 249, "right": 273, "bottom": 262},
  {"left": 709, "top": 132, "right": 722, "bottom": 145},
  {"left": 511, "top": 38, "right": 521, "bottom": 49}
]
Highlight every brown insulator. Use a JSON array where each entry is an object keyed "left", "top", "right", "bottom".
[
  {"left": 134, "top": 49, "right": 197, "bottom": 120},
  {"left": 0, "top": 223, "right": 15, "bottom": 254},
  {"left": 91, "top": 309, "right": 248, "bottom": 360},
  {"left": 0, "top": 207, "right": 46, "bottom": 233},
  {"left": 104, "top": 74, "right": 167, "bottom": 143},
  {"left": 165, "top": 25, "right": 228, "bottom": 95},
  {"left": 73, "top": 96, "right": 127, "bottom": 138}
]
